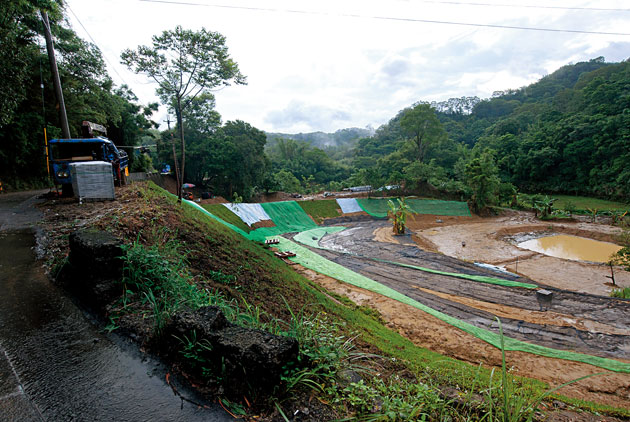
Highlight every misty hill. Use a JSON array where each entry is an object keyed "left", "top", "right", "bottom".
[{"left": 266, "top": 127, "right": 374, "bottom": 149}]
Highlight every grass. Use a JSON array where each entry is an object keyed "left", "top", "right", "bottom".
[
  {"left": 610, "top": 287, "right": 630, "bottom": 298},
  {"left": 201, "top": 203, "right": 252, "bottom": 233},
  {"left": 298, "top": 199, "right": 341, "bottom": 224},
  {"left": 118, "top": 183, "right": 630, "bottom": 419},
  {"left": 518, "top": 194, "right": 630, "bottom": 214}
]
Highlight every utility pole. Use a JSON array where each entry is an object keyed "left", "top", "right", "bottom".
[
  {"left": 41, "top": 11, "right": 71, "bottom": 139},
  {"left": 166, "top": 116, "right": 181, "bottom": 200}
]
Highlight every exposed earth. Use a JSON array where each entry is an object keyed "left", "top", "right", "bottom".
[
  {"left": 3, "top": 184, "right": 629, "bottom": 418},
  {"left": 306, "top": 211, "right": 630, "bottom": 408},
  {"left": 404, "top": 212, "right": 630, "bottom": 296}
]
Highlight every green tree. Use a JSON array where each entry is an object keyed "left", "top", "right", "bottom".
[
  {"left": 121, "top": 25, "right": 246, "bottom": 201},
  {"left": 465, "top": 149, "right": 501, "bottom": 213},
  {"left": 399, "top": 103, "right": 446, "bottom": 162},
  {"left": 274, "top": 169, "right": 301, "bottom": 193}
]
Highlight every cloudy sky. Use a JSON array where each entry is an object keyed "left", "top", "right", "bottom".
[{"left": 64, "top": 0, "right": 630, "bottom": 133}]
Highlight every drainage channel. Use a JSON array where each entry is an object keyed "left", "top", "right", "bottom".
[{"left": 0, "top": 230, "right": 230, "bottom": 422}]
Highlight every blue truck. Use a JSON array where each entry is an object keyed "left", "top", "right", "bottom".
[{"left": 48, "top": 122, "right": 128, "bottom": 195}]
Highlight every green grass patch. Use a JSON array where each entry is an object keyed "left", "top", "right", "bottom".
[
  {"left": 611, "top": 287, "right": 630, "bottom": 298},
  {"left": 297, "top": 199, "right": 341, "bottom": 224},
  {"left": 519, "top": 194, "right": 630, "bottom": 214},
  {"left": 201, "top": 203, "right": 251, "bottom": 233}
]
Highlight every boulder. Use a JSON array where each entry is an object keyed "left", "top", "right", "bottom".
[
  {"left": 163, "top": 306, "right": 299, "bottom": 396},
  {"left": 68, "top": 229, "right": 123, "bottom": 278},
  {"left": 213, "top": 325, "right": 299, "bottom": 396},
  {"left": 61, "top": 229, "right": 124, "bottom": 312}
]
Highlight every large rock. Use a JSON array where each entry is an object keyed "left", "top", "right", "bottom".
[
  {"left": 61, "top": 229, "right": 124, "bottom": 312},
  {"left": 163, "top": 306, "right": 299, "bottom": 397},
  {"left": 68, "top": 229, "right": 123, "bottom": 278},
  {"left": 213, "top": 325, "right": 299, "bottom": 396}
]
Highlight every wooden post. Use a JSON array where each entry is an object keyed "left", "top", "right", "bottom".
[{"left": 40, "top": 11, "right": 70, "bottom": 139}]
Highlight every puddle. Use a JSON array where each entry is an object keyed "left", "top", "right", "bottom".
[
  {"left": 517, "top": 234, "right": 622, "bottom": 263},
  {"left": 0, "top": 231, "right": 228, "bottom": 421}
]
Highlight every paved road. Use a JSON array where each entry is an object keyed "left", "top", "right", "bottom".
[{"left": 0, "top": 191, "right": 230, "bottom": 421}]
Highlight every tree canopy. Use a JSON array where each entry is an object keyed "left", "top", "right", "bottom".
[{"left": 121, "top": 25, "right": 246, "bottom": 200}]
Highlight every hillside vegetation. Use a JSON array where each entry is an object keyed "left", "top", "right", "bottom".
[
  {"left": 3, "top": 0, "right": 628, "bottom": 208},
  {"left": 42, "top": 182, "right": 630, "bottom": 420}
]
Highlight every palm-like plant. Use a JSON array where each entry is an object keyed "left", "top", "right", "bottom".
[{"left": 387, "top": 198, "right": 411, "bottom": 235}]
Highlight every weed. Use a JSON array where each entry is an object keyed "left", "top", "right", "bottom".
[
  {"left": 51, "top": 254, "right": 69, "bottom": 278},
  {"left": 119, "top": 236, "right": 209, "bottom": 333},
  {"left": 335, "top": 377, "right": 450, "bottom": 421},
  {"left": 281, "top": 308, "right": 375, "bottom": 397},
  {"left": 610, "top": 287, "right": 630, "bottom": 298},
  {"left": 175, "top": 330, "right": 215, "bottom": 377},
  {"left": 482, "top": 318, "right": 604, "bottom": 422},
  {"left": 208, "top": 269, "right": 238, "bottom": 286}
]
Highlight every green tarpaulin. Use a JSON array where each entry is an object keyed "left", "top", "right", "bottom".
[
  {"left": 274, "top": 237, "right": 630, "bottom": 374},
  {"left": 357, "top": 198, "right": 471, "bottom": 218}
]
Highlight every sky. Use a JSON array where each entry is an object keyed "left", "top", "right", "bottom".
[{"left": 64, "top": 0, "right": 630, "bottom": 134}]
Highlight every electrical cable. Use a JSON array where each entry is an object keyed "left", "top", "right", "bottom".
[
  {"left": 137, "top": 0, "right": 630, "bottom": 36},
  {"left": 65, "top": 4, "right": 130, "bottom": 86},
  {"left": 417, "top": 0, "right": 630, "bottom": 12}
]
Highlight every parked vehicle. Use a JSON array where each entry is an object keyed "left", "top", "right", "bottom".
[{"left": 48, "top": 122, "right": 128, "bottom": 195}]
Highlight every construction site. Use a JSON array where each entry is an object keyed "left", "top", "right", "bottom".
[{"left": 192, "top": 193, "right": 630, "bottom": 407}]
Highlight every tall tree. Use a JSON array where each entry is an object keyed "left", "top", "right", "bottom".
[
  {"left": 465, "top": 149, "right": 501, "bottom": 213},
  {"left": 399, "top": 103, "right": 446, "bottom": 162},
  {"left": 121, "top": 25, "right": 246, "bottom": 200}
]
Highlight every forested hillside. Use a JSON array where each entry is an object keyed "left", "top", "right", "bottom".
[
  {"left": 349, "top": 58, "right": 630, "bottom": 202},
  {"left": 1, "top": 1, "right": 628, "bottom": 203}
]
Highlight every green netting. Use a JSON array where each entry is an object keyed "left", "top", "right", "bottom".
[
  {"left": 273, "top": 237, "right": 630, "bottom": 373},
  {"left": 356, "top": 198, "right": 391, "bottom": 218},
  {"left": 356, "top": 198, "right": 471, "bottom": 218},
  {"left": 376, "top": 259, "right": 537, "bottom": 289},
  {"left": 293, "top": 227, "right": 537, "bottom": 289},
  {"left": 293, "top": 226, "right": 347, "bottom": 248},
  {"left": 185, "top": 198, "right": 629, "bottom": 372},
  {"left": 245, "top": 201, "right": 319, "bottom": 241},
  {"left": 406, "top": 199, "right": 472, "bottom": 217},
  {"left": 184, "top": 201, "right": 250, "bottom": 237}
]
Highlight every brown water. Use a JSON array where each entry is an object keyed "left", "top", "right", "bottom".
[{"left": 518, "top": 234, "right": 622, "bottom": 263}]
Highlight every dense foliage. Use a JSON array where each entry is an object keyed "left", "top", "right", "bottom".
[
  {"left": 2, "top": 2, "right": 628, "bottom": 205},
  {"left": 0, "top": 0, "right": 158, "bottom": 187},
  {"left": 342, "top": 57, "right": 630, "bottom": 203}
]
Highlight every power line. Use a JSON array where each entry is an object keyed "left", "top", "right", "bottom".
[
  {"left": 418, "top": 0, "right": 630, "bottom": 12},
  {"left": 66, "top": 4, "right": 130, "bottom": 86},
  {"left": 137, "top": 0, "right": 630, "bottom": 36}
]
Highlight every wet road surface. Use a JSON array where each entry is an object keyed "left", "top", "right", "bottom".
[{"left": 0, "top": 192, "right": 230, "bottom": 421}]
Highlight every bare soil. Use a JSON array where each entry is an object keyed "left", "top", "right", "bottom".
[
  {"left": 302, "top": 216, "right": 630, "bottom": 409},
  {"left": 407, "top": 211, "right": 630, "bottom": 296},
  {"left": 295, "top": 266, "right": 630, "bottom": 409}
]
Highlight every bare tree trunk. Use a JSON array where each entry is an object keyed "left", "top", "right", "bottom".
[
  {"left": 171, "top": 134, "right": 181, "bottom": 199},
  {"left": 176, "top": 97, "right": 185, "bottom": 203},
  {"left": 166, "top": 117, "right": 181, "bottom": 199}
]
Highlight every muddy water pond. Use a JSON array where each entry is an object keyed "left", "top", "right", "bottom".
[{"left": 517, "top": 234, "right": 622, "bottom": 263}]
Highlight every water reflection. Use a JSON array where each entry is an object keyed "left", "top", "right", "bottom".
[{"left": 518, "top": 234, "right": 622, "bottom": 262}]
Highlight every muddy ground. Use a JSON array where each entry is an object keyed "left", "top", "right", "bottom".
[
  {"left": 26, "top": 185, "right": 630, "bottom": 414},
  {"left": 296, "top": 214, "right": 630, "bottom": 408},
  {"left": 406, "top": 211, "right": 630, "bottom": 296}
]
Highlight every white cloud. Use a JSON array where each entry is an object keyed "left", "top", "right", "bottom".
[{"left": 64, "top": 0, "right": 630, "bottom": 133}]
